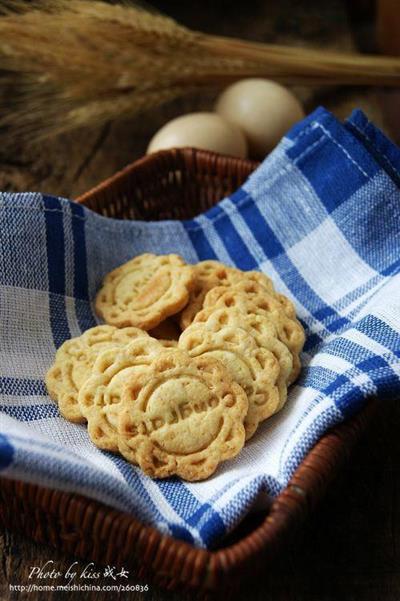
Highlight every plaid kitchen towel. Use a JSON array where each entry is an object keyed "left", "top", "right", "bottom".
[{"left": 1, "top": 107, "right": 400, "bottom": 548}]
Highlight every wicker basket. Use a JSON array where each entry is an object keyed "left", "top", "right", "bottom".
[{"left": 0, "top": 148, "right": 376, "bottom": 595}]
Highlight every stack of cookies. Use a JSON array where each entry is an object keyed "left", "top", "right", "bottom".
[{"left": 46, "top": 254, "right": 305, "bottom": 481}]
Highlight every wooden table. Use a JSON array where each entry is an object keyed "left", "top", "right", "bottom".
[{"left": 1, "top": 1, "right": 399, "bottom": 599}]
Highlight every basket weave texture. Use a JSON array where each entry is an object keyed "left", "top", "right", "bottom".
[{"left": 0, "top": 148, "right": 375, "bottom": 594}]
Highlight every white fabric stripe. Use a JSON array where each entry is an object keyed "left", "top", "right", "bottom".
[
  {"left": 305, "top": 351, "right": 353, "bottom": 374},
  {"left": 279, "top": 394, "right": 334, "bottom": 466},
  {"left": 345, "top": 329, "right": 398, "bottom": 362},
  {"left": 220, "top": 197, "right": 268, "bottom": 264},
  {"left": 63, "top": 205, "right": 75, "bottom": 299},
  {"left": 287, "top": 217, "right": 378, "bottom": 306}
]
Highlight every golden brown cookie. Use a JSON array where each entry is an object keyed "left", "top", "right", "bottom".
[
  {"left": 179, "top": 260, "right": 275, "bottom": 329},
  {"left": 179, "top": 323, "right": 283, "bottom": 439},
  {"left": 45, "top": 325, "right": 150, "bottom": 423},
  {"left": 95, "top": 253, "right": 195, "bottom": 330},
  {"left": 159, "top": 339, "right": 178, "bottom": 348},
  {"left": 192, "top": 306, "right": 293, "bottom": 390},
  {"left": 203, "top": 282, "right": 305, "bottom": 383},
  {"left": 78, "top": 337, "right": 163, "bottom": 451},
  {"left": 118, "top": 349, "right": 248, "bottom": 480}
]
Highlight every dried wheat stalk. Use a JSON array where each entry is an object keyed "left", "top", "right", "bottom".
[{"left": 0, "top": 0, "right": 399, "bottom": 145}]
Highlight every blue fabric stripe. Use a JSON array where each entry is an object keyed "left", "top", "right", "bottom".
[
  {"left": 287, "top": 109, "right": 380, "bottom": 214},
  {"left": 183, "top": 220, "right": 218, "bottom": 260},
  {"left": 227, "top": 191, "right": 352, "bottom": 336},
  {"left": 0, "top": 403, "right": 59, "bottom": 420},
  {"left": 280, "top": 405, "right": 342, "bottom": 480},
  {"left": 382, "top": 257, "right": 400, "bottom": 277},
  {"left": 0, "top": 433, "right": 14, "bottom": 470},
  {"left": 109, "top": 454, "right": 165, "bottom": 521},
  {"left": 156, "top": 479, "right": 226, "bottom": 538},
  {"left": 70, "top": 202, "right": 97, "bottom": 331},
  {"left": 0, "top": 377, "right": 47, "bottom": 396},
  {"left": 206, "top": 205, "right": 258, "bottom": 270},
  {"left": 168, "top": 524, "right": 194, "bottom": 544},
  {"left": 356, "top": 314, "right": 400, "bottom": 352},
  {"left": 346, "top": 109, "right": 400, "bottom": 187},
  {"left": 70, "top": 203, "right": 89, "bottom": 300},
  {"left": 229, "top": 189, "right": 283, "bottom": 258},
  {"left": 43, "top": 195, "right": 70, "bottom": 347},
  {"left": 285, "top": 105, "right": 327, "bottom": 141},
  {"left": 303, "top": 331, "right": 323, "bottom": 352}
]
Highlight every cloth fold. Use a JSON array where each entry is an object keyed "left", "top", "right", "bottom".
[{"left": 1, "top": 107, "right": 400, "bottom": 548}]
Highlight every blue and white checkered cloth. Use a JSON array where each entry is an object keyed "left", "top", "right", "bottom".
[{"left": 1, "top": 107, "right": 400, "bottom": 548}]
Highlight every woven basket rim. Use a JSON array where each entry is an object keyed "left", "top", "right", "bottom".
[{"left": 75, "top": 146, "right": 260, "bottom": 205}]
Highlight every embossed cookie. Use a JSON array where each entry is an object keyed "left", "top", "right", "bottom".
[
  {"left": 179, "top": 260, "right": 275, "bottom": 329},
  {"left": 78, "top": 337, "right": 163, "bottom": 451},
  {"left": 179, "top": 324, "right": 282, "bottom": 439},
  {"left": 192, "top": 306, "right": 293, "bottom": 390},
  {"left": 95, "top": 253, "right": 195, "bottom": 330},
  {"left": 203, "top": 283, "right": 305, "bottom": 383},
  {"left": 45, "top": 325, "right": 150, "bottom": 423},
  {"left": 118, "top": 349, "right": 248, "bottom": 480}
]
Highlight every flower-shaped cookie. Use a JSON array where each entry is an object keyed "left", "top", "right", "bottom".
[
  {"left": 179, "top": 260, "right": 276, "bottom": 329},
  {"left": 179, "top": 324, "right": 282, "bottom": 439},
  {"left": 118, "top": 349, "right": 248, "bottom": 481},
  {"left": 78, "top": 337, "right": 163, "bottom": 450},
  {"left": 204, "top": 281, "right": 305, "bottom": 382},
  {"left": 95, "top": 253, "right": 195, "bottom": 330},
  {"left": 191, "top": 306, "right": 293, "bottom": 398},
  {"left": 45, "top": 325, "right": 150, "bottom": 423}
]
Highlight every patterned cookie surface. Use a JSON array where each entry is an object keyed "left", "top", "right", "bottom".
[
  {"left": 179, "top": 324, "right": 282, "bottom": 439},
  {"left": 78, "top": 337, "right": 163, "bottom": 451},
  {"left": 95, "top": 253, "right": 195, "bottom": 330},
  {"left": 179, "top": 260, "right": 275, "bottom": 329},
  {"left": 118, "top": 349, "right": 248, "bottom": 481},
  {"left": 203, "top": 281, "right": 305, "bottom": 381},
  {"left": 45, "top": 325, "right": 150, "bottom": 423},
  {"left": 192, "top": 307, "right": 293, "bottom": 392}
]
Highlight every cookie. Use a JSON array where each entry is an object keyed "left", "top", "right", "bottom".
[
  {"left": 95, "top": 253, "right": 195, "bottom": 330},
  {"left": 78, "top": 337, "right": 163, "bottom": 451},
  {"left": 192, "top": 306, "right": 293, "bottom": 390},
  {"left": 179, "top": 260, "right": 275, "bottom": 329},
  {"left": 159, "top": 339, "right": 178, "bottom": 348},
  {"left": 203, "top": 281, "right": 305, "bottom": 362},
  {"left": 118, "top": 349, "right": 248, "bottom": 481},
  {"left": 179, "top": 324, "right": 282, "bottom": 439},
  {"left": 45, "top": 325, "right": 150, "bottom": 423}
]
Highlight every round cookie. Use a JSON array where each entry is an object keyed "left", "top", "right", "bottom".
[
  {"left": 179, "top": 324, "right": 282, "bottom": 439},
  {"left": 203, "top": 281, "right": 305, "bottom": 367},
  {"left": 179, "top": 260, "right": 275, "bottom": 329},
  {"left": 192, "top": 306, "right": 293, "bottom": 392},
  {"left": 95, "top": 253, "right": 195, "bottom": 330},
  {"left": 118, "top": 349, "right": 248, "bottom": 481},
  {"left": 78, "top": 337, "right": 163, "bottom": 451},
  {"left": 45, "top": 325, "right": 150, "bottom": 423}
]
